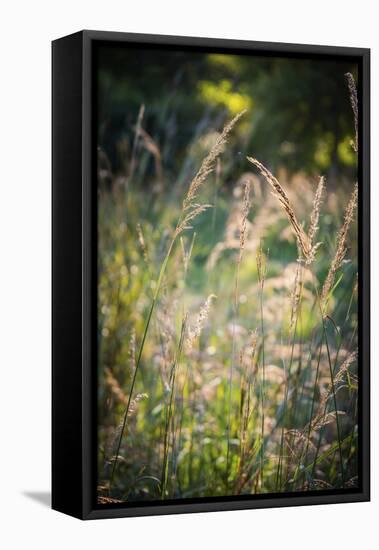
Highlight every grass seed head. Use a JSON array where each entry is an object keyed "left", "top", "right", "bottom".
[
  {"left": 186, "top": 294, "right": 217, "bottom": 353},
  {"left": 321, "top": 182, "right": 358, "bottom": 312},
  {"left": 345, "top": 72, "right": 358, "bottom": 153},
  {"left": 183, "top": 110, "right": 246, "bottom": 210},
  {"left": 247, "top": 157, "right": 312, "bottom": 261}
]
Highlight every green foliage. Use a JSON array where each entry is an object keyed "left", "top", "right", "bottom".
[{"left": 97, "top": 166, "right": 358, "bottom": 502}]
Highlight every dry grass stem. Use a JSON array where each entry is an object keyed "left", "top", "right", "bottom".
[
  {"left": 104, "top": 368, "right": 127, "bottom": 405},
  {"left": 129, "top": 104, "right": 145, "bottom": 181},
  {"left": 256, "top": 242, "right": 268, "bottom": 289},
  {"left": 238, "top": 180, "right": 251, "bottom": 264},
  {"left": 183, "top": 111, "right": 246, "bottom": 210},
  {"left": 185, "top": 294, "right": 216, "bottom": 353},
  {"left": 345, "top": 72, "right": 358, "bottom": 153},
  {"left": 180, "top": 233, "right": 196, "bottom": 273},
  {"left": 333, "top": 350, "right": 358, "bottom": 387},
  {"left": 136, "top": 223, "right": 148, "bottom": 262},
  {"left": 247, "top": 157, "right": 313, "bottom": 261},
  {"left": 127, "top": 392, "right": 149, "bottom": 417},
  {"left": 321, "top": 182, "right": 358, "bottom": 310},
  {"left": 175, "top": 204, "right": 212, "bottom": 237},
  {"left": 289, "top": 263, "right": 303, "bottom": 333},
  {"left": 129, "top": 329, "right": 136, "bottom": 374},
  {"left": 307, "top": 176, "right": 326, "bottom": 263}
]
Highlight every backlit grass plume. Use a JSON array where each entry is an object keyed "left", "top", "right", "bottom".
[
  {"left": 186, "top": 294, "right": 216, "bottom": 353},
  {"left": 247, "top": 157, "right": 313, "bottom": 262},
  {"left": 345, "top": 72, "right": 358, "bottom": 153},
  {"left": 183, "top": 111, "right": 246, "bottom": 211},
  {"left": 109, "top": 111, "right": 245, "bottom": 490},
  {"left": 307, "top": 176, "right": 325, "bottom": 263},
  {"left": 321, "top": 182, "right": 358, "bottom": 312}
]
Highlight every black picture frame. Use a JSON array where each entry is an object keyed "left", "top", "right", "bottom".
[{"left": 52, "top": 30, "right": 370, "bottom": 520}]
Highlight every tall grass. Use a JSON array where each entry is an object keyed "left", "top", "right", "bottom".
[
  {"left": 98, "top": 76, "right": 359, "bottom": 502},
  {"left": 108, "top": 111, "right": 245, "bottom": 491}
]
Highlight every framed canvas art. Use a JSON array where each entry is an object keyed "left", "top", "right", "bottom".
[{"left": 52, "top": 30, "right": 370, "bottom": 519}]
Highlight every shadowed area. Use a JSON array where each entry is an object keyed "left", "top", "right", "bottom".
[{"left": 23, "top": 491, "right": 51, "bottom": 507}]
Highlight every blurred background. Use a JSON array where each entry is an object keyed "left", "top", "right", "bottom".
[{"left": 97, "top": 46, "right": 357, "bottom": 189}]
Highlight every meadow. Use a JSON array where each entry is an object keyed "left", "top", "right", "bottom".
[{"left": 96, "top": 67, "right": 359, "bottom": 504}]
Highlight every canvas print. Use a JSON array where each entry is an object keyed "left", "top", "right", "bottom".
[{"left": 96, "top": 44, "right": 359, "bottom": 505}]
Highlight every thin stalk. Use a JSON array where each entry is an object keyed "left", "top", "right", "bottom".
[
  {"left": 259, "top": 283, "right": 265, "bottom": 490},
  {"left": 276, "top": 322, "right": 298, "bottom": 490},
  {"left": 313, "top": 283, "right": 345, "bottom": 487},
  {"left": 347, "top": 397, "right": 358, "bottom": 465},
  {"left": 161, "top": 316, "right": 187, "bottom": 499},
  {"left": 211, "top": 158, "right": 221, "bottom": 237},
  {"left": 226, "top": 181, "right": 251, "bottom": 488},
  {"left": 109, "top": 238, "right": 175, "bottom": 492},
  {"left": 304, "top": 340, "right": 323, "bottom": 463},
  {"left": 255, "top": 243, "right": 267, "bottom": 491},
  {"left": 226, "top": 256, "right": 242, "bottom": 484},
  {"left": 287, "top": 331, "right": 322, "bottom": 490},
  {"left": 276, "top": 264, "right": 304, "bottom": 491},
  {"left": 309, "top": 276, "right": 357, "bottom": 486}
]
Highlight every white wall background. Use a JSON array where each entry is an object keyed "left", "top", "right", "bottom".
[{"left": 0, "top": 1, "right": 376, "bottom": 548}]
